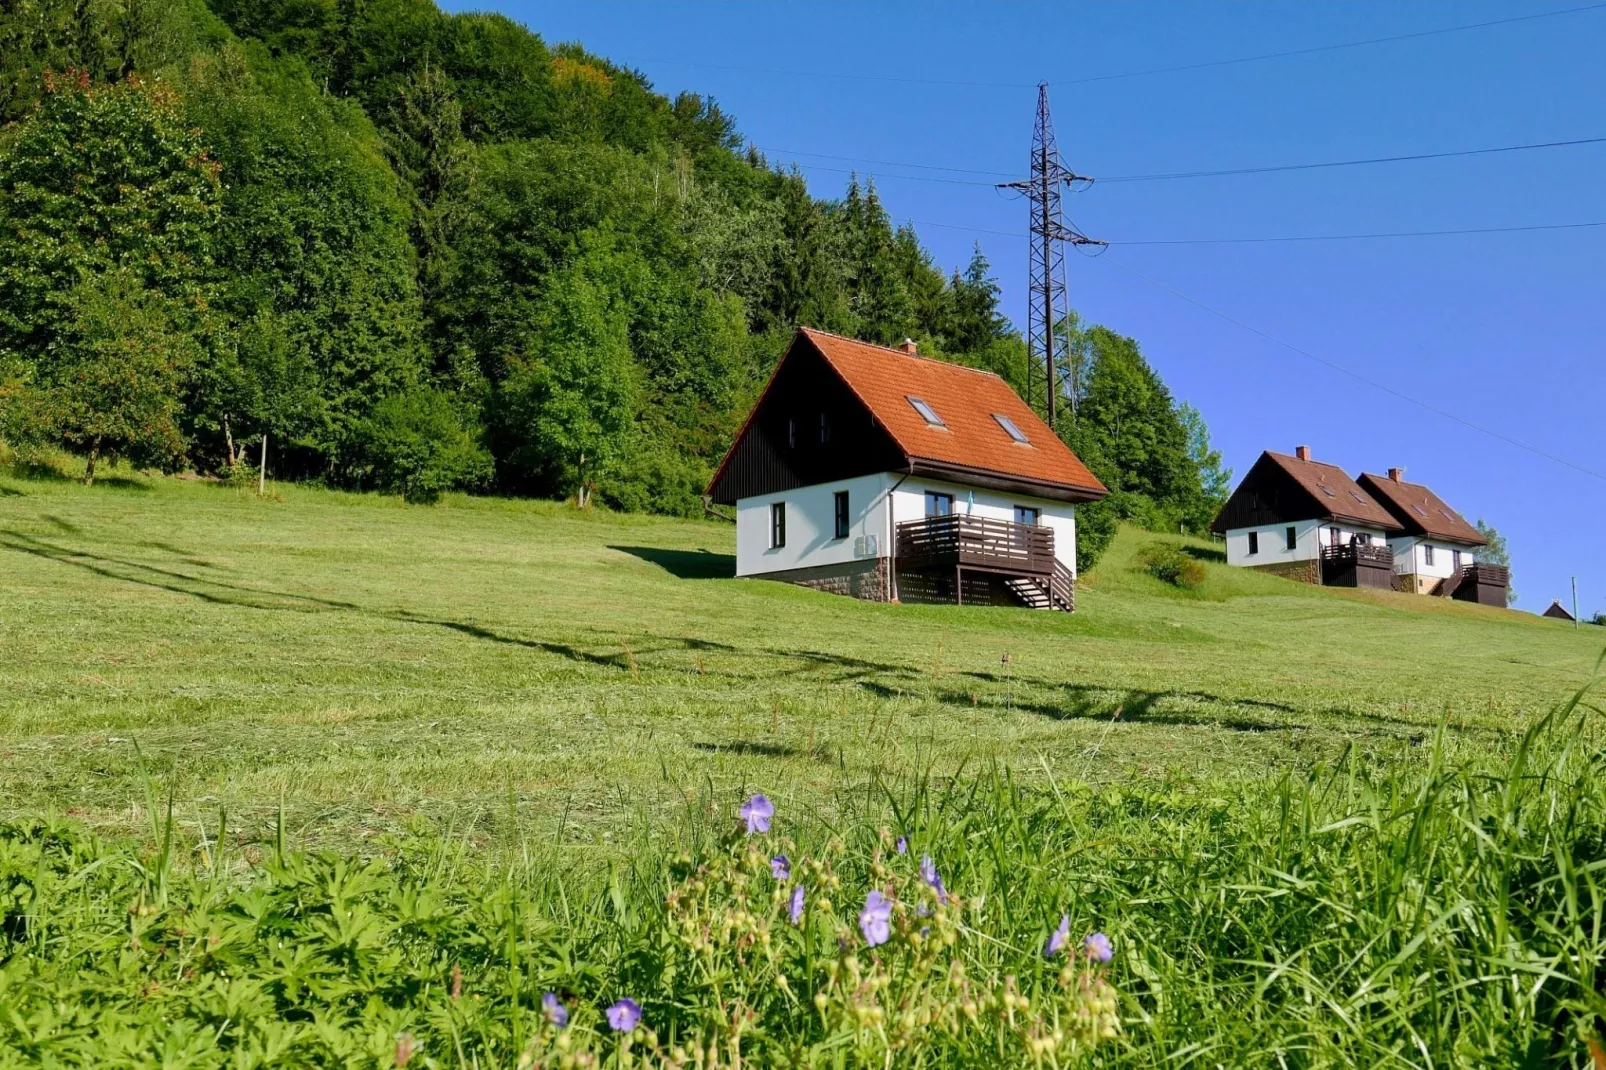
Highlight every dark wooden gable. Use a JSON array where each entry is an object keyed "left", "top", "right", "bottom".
[
  {"left": 1210, "top": 453, "right": 1325, "bottom": 534},
  {"left": 707, "top": 338, "right": 905, "bottom": 504}
]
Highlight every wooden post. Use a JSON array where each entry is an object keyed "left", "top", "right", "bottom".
[
  {"left": 259, "top": 434, "right": 267, "bottom": 497},
  {"left": 955, "top": 565, "right": 963, "bottom": 606}
]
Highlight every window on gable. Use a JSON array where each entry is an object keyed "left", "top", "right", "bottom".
[
  {"left": 1285, "top": 526, "right": 1297, "bottom": 551},
  {"left": 993, "top": 413, "right": 1029, "bottom": 444},
  {"left": 907, "top": 396, "right": 945, "bottom": 427},
  {"left": 819, "top": 411, "right": 831, "bottom": 445},
  {"left": 787, "top": 417, "right": 797, "bottom": 449},
  {"left": 1247, "top": 531, "right": 1259, "bottom": 555},
  {"left": 833, "top": 491, "right": 850, "bottom": 540}
]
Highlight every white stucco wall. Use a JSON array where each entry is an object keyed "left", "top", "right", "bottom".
[
  {"left": 1387, "top": 536, "right": 1475, "bottom": 579},
  {"left": 734, "top": 473, "right": 1080, "bottom": 578},
  {"left": 1225, "top": 520, "right": 1392, "bottom": 567},
  {"left": 735, "top": 472, "right": 892, "bottom": 577}
]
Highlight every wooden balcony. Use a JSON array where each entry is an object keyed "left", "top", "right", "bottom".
[
  {"left": 1319, "top": 543, "right": 1394, "bottom": 589},
  {"left": 894, "top": 515, "right": 1072, "bottom": 611},
  {"left": 896, "top": 514, "right": 1055, "bottom": 575},
  {"left": 1453, "top": 562, "right": 1510, "bottom": 606}
]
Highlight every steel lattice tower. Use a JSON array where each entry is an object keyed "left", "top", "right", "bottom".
[{"left": 999, "top": 83, "right": 1104, "bottom": 428}]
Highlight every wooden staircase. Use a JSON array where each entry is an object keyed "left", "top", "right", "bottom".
[{"left": 1004, "top": 560, "right": 1075, "bottom": 612}]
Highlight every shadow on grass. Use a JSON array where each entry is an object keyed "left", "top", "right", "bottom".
[
  {"left": 1181, "top": 545, "right": 1227, "bottom": 565},
  {"left": 0, "top": 484, "right": 24, "bottom": 498},
  {"left": 609, "top": 545, "right": 735, "bottom": 580}
]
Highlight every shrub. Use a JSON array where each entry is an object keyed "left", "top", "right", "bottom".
[
  {"left": 357, "top": 388, "right": 492, "bottom": 503},
  {"left": 1136, "top": 540, "right": 1207, "bottom": 589}
]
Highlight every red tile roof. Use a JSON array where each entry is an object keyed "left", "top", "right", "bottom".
[
  {"left": 799, "top": 328, "right": 1107, "bottom": 498},
  {"left": 1357, "top": 472, "right": 1486, "bottom": 546},
  {"left": 1262, "top": 451, "right": 1402, "bottom": 530}
]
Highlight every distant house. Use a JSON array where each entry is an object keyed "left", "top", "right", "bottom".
[
  {"left": 1210, "top": 447, "right": 1402, "bottom": 588},
  {"left": 1356, "top": 469, "right": 1506, "bottom": 603},
  {"left": 706, "top": 328, "right": 1107, "bottom": 610},
  {"left": 1543, "top": 600, "right": 1575, "bottom": 621}
]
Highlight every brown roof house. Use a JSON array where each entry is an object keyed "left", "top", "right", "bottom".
[
  {"left": 707, "top": 328, "right": 1106, "bottom": 610},
  {"left": 1356, "top": 469, "right": 1506, "bottom": 603},
  {"left": 1542, "top": 600, "right": 1576, "bottom": 621},
  {"left": 1210, "top": 447, "right": 1403, "bottom": 588}
]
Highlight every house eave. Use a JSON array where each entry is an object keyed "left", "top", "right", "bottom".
[{"left": 906, "top": 458, "right": 1107, "bottom": 504}]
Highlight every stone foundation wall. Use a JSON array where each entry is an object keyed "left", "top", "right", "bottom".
[
  {"left": 757, "top": 557, "right": 890, "bottom": 601},
  {"left": 1248, "top": 559, "right": 1319, "bottom": 585}
]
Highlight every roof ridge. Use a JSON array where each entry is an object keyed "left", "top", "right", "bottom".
[{"left": 798, "top": 326, "right": 1004, "bottom": 380}]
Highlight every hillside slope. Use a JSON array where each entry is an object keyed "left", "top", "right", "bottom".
[{"left": 1, "top": 469, "right": 1597, "bottom": 845}]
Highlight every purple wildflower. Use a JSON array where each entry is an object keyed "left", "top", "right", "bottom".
[
  {"left": 739, "top": 794, "right": 774, "bottom": 834},
  {"left": 1045, "top": 915, "right": 1070, "bottom": 958},
  {"left": 606, "top": 998, "right": 642, "bottom": 1033},
  {"left": 790, "top": 884, "right": 805, "bottom": 925},
  {"left": 542, "top": 991, "right": 569, "bottom": 1028},
  {"left": 771, "top": 855, "right": 790, "bottom": 880},
  {"left": 859, "top": 890, "right": 892, "bottom": 947},
  {"left": 1084, "top": 932, "right": 1114, "bottom": 963},
  {"left": 895, "top": 836, "right": 908, "bottom": 854},
  {"left": 919, "top": 854, "right": 948, "bottom": 903}
]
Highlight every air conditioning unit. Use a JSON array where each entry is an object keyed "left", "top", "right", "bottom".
[{"left": 854, "top": 534, "right": 879, "bottom": 558}]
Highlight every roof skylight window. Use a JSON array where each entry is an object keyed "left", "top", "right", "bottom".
[
  {"left": 1412, "top": 504, "right": 1430, "bottom": 517},
  {"left": 1319, "top": 486, "right": 1337, "bottom": 497},
  {"left": 1349, "top": 491, "right": 1368, "bottom": 503},
  {"left": 993, "top": 413, "right": 1029, "bottom": 444},
  {"left": 907, "top": 396, "right": 945, "bottom": 427}
]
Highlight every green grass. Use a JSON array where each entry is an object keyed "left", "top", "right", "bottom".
[
  {"left": 5, "top": 466, "right": 1606, "bottom": 1065},
  {"left": 1, "top": 466, "right": 1599, "bottom": 849}
]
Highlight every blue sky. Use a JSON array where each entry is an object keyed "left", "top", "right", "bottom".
[{"left": 445, "top": 1, "right": 1604, "bottom": 617}]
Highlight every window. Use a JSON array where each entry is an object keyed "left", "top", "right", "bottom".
[
  {"left": 1285, "top": 526, "right": 1297, "bottom": 551},
  {"left": 1354, "top": 533, "right": 1371, "bottom": 546},
  {"left": 993, "top": 414, "right": 1029, "bottom": 444},
  {"left": 787, "top": 417, "right": 797, "bottom": 449},
  {"left": 1451, "top": 549, "right": 1462, "bottom": 571},
  {"left": 925, "top": 491, "right": 954, "bottom": 517},
  {"left": 1014, "top": 506, "right": 1040, "bottom": 526},
  {"left": 1349, "top": 490, "right": 1369, "bottom": 504},
  {"left": 833, "top": 491, "right": 850, "bottom": 540},
  {"left": 1412, "top": 504, "right": 1430, "bottom": 518},
  {"left": 1329, "top": 527, "right": 1341, "bottom": 547},
  {"left": 769, "top": 502, "right": 786, "bottom": 549},
  {"left": 1318, "top": 485, "right": 1337, "bottom": 498},
  {"left": 819, "top": 411, "right": 831, "bottom": 445},
  {"left": 907, "top": 396, "right": 946, "bottom": 427},
  {"left": 1248, "top": 531, "right": 1260, "bottom": 555},
  {"left": 1424, "top": 544, "right": 1435, "bottom": 566}
]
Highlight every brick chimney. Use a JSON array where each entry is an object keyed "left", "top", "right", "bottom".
[
  {"left": 900, "top": 338, "right": 918, "bottom": 355},
  {"left": 1388, "top": 467, "right": 1404, "bottom": 482},
  {"left": 1295, "top": 445, "right": 1311, "bottom": 462}
]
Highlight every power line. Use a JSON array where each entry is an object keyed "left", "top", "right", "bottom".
[
  {"left": 1058, "top": 2, "right": 1606, "bottom": 85},
  {"left": 1095, "top": 254, "right": 1606, "bottom": 484},
  {"left": 909, "top": 218, "right": 1606, "bottom": 245},
  {"left": 757, "top": 133, "right": 1606, "bottom": 188},
  {"left": 619, "top": 3, "right": 1606, "bottom": 92}
]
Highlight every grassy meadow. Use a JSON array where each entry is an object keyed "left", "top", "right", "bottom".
[{"left": 3, "top": 465, "right": 1606, "bottom": 1066}]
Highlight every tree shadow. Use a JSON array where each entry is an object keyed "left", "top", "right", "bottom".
[
  {"left": 610, "top": 545, "right": 735, "bottom": 580},
  {"left": 691, "top": 740, "right": 802, "bottom": 759},
  {"left": 1181, "top": 545, "right": 1227, "bottom": 564},
  {"left": 0, "top": 484, "right": 24, "bottom": 498}
]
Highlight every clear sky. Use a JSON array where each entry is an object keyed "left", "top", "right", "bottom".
[{"left": 445, "top": 1, "right": 1605, "bottom": 617}]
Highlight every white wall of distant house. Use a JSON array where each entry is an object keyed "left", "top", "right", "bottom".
[
  {"left": 1387, "top": 536, "right": 1478, "bottom": 579},
  {"left": 1225, "top": 520, "right": 1393, "bottom": 567},
  {"left": 735, "top": 473, "right": 1080, "bottom": 578}
]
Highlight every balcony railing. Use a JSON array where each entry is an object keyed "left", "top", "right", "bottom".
[
  {"left": 1319, "top": 543, "right": 1394, "bottom": 570},
  {"left": 895, "top": 514, "right": 1055, "bottom": 576}
]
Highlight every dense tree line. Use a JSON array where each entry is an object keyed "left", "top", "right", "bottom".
[{"left": 0, "top": 0, "right": 1227, "bottom": 564}]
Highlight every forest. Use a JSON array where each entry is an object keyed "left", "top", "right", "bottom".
[{"left": 0, "top": 0, "right": 1228, "bottom": 567}]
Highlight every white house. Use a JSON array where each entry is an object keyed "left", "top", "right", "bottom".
[
  {"left": 1211, "top": 447, "right": 1403, "bottom": 588},
  {"left": 1357, "top": 469, "right": 1493, "bottom": 597},
  {"left": 706, "top": 328, "right": 1107, "bottom": 610}
]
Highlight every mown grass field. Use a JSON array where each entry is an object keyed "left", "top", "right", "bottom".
[
  {"left": 0, "top": 465, "right": 1597, "bottom": 849},
  {"left": 5, "top": 465, "right": 1606, "bottom": 1066}
]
